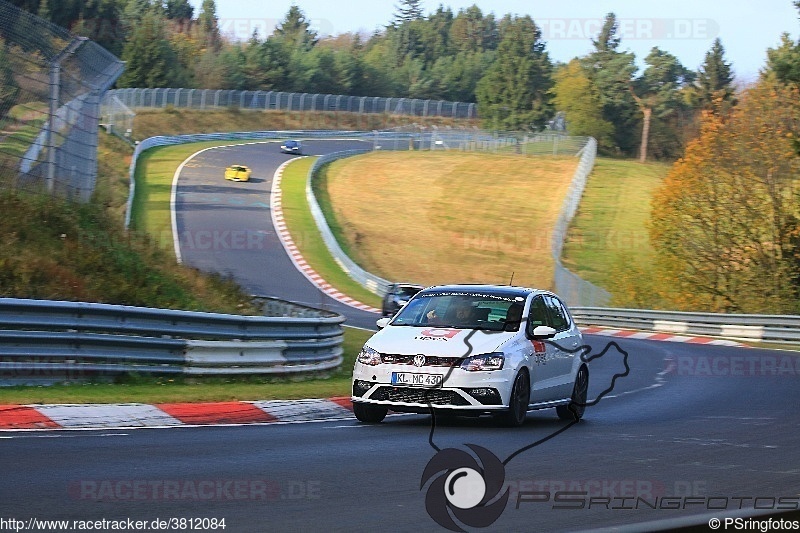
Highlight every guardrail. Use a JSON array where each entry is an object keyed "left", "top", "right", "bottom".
[
  {"left": 0, "top": 297, "right": 346, "bottom": 385},
  {"left": 306, "top": 150, "right": 393, "bottom": 297},
  {"left": 552, "top": 138, "right": 611, "bottom": 308},
  {"left": 124, "top": 130, "right": 373, "bottom": 229},
  {"left": 299, "top": 132, "right": 596, "bottom": 297},
  {"left": 572, "top": 307, "right": 800, "bottom": 344}
]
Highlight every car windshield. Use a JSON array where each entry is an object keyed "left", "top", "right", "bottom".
[{"left": 391, "top": 291, "right": 525, "bottom": 331}]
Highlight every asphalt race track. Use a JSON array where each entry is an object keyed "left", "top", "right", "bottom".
[
  {"left": 1, "top": 142, "right": 799, "bottom": 532},
  {"left": 172, "top": 139, "right": 380, "bottom": 328},
  {"left": 2, "top": 337, "right": 799, "bottom": 531}
]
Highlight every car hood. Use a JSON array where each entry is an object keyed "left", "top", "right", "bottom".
[{"left": 367, "top": 326, "right": 515, "bottom": 357}]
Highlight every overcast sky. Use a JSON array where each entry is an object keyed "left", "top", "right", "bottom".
[{"left": 191, "top": 0, "right": 800, "bottom": 82}]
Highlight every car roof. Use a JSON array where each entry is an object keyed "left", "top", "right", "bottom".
[{"left": 418, "top": 284, "right": 543, "bottom": 299}]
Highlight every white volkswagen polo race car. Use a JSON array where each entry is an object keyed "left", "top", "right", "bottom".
[{"left": 351, "top": 285, "right": 588, "bottom": 426}]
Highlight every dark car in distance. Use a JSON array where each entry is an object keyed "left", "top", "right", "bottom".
[
  {"left": 381, "top": 283, "right": 424, "bottom": 317},
  {"left": 280, "top": 140, "right": 302, "bottom": 154}
]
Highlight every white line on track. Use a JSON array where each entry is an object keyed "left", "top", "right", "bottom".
[{"left": 170, "top": 140, "right": 281, "bottom": 263}]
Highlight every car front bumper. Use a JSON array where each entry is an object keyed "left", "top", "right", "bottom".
[{"left": 351, "top": 363, "right": 513, "bottom": 411}]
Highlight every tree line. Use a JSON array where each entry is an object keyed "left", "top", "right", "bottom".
[
  {"left": 9, "top": 0, "right": 738, "bottom": 160},
  {"left": 647, "top": 6, "right": 800, "bottom": 314}
]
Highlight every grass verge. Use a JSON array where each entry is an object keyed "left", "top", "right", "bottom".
[
  {"left": 561, "top": 157, "right": 671, "bottom": 307},
  {"left": 318, "top": 151, "right": 578, "bottom": 289},
  {"left": 0, "top": 327, "right": 371, "bottom": 404},
  {"left": 280, "top": 158, "right": 383, "bottom": 308}
]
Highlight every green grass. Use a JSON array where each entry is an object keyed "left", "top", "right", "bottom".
[
  {"left": 0, "top": 327, "right": 371, "bottom": 404},
  {"left": 561, "top": 157, "right": 671, "bottom": 307},
  {"left": 0, "top": 122, "right": 44, "bottom": 157},
  {"left": 129, "top": 140, "right": 381, "bottom": 307},
  {"left": 0, "top": 188, "right": 258, "bottom": 311},
  {"left": 280, "top": 158, "right": 383, "bottom": 308},
  {"left": 495, "top": 136, "right": 588, "bottom": 156}
]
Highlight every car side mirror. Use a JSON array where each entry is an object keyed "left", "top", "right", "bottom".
[
  {"left": 530, "top": 325, "right": 556, "bottom": 339},
  {"left": 376, "top": 317, "right": 391, "bottom": 329}
]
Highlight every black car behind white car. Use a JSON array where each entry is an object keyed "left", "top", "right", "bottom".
[{"left": 381, "top": 282, "right": 424, "bottom": 316}]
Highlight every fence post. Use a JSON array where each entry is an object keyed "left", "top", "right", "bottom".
[{"left": 45, "top": 37, "right": 87, "bottom": 195}]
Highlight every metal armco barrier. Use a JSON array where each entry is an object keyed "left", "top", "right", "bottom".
[
  {"left": 572, "top": 307, "right": 800, "bottom": 344},
  {"left": 552, "top": 137, "right": 611, "bottom": 308},
  {"left": 306, "top": 150, "right": 393, "bottom": 297},
  {"left": 124, "top": 130, "right": 372, "bottom": 228},
  {"left": 0, "top": 298, "right": 345, "bottom": 385}
]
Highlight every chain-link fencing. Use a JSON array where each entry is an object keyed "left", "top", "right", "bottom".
[
  {"left": 101, "top": 88, "right": 478, "bottom": 139},
  {"left": 0, "top": 0, "right": 123, "bottom": 202}
]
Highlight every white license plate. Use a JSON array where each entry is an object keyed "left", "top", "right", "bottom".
[{"left": 391, "top": 372, "right": 443, "bottom": 387}]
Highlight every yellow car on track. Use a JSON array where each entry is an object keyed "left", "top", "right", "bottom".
[{"left": 224, "top": 164, "right": 251, "bottom": 182}]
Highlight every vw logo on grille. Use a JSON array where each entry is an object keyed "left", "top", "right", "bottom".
[{"left": 413, "top": 355, "right": 426, "bottom": 367}]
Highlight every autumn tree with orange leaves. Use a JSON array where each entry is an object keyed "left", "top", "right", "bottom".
[{"left": 649, "top": 81, "right": 800, "bottom": 313}]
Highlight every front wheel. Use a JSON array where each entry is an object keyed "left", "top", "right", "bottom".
[
  {"left": 353, "top": 402, "right": 388, "bottom": 424},
  {"left": 557, "top": 365, "right": 589, "bottom": 421},
  {"left": 499, "top": 370, "right": 530, "bottom": 427}
]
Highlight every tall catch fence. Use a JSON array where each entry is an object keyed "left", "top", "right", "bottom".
[
  {"left": 0, "top": 0, "right": 123, "bottom": 202},
  {"left": 103, "top": 88, "right": 477, "bottom": 130}
]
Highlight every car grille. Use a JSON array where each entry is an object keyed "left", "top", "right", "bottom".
[
  {"left": 380, "top": 354, "right": 460, "bottom": 367},
  {"left": 370, "top": 386, "right": 470, "bottom": 406}
]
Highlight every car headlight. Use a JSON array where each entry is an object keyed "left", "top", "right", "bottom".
[
  {"left": 461, "top": 352, "right": 505, "bottom": 371},
  {"left": 357, "top": 345, "right": 382, "bottom": 366}
]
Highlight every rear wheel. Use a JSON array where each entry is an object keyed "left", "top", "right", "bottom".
[
  {"left": 353, "top": 402, "right": 388, "bottom": 424},
  {"left": 499, "top": 370, "right": 530, "bottom": 427},
  {"left": 557, "top": 365, "right": 589, "bottom": 421}
]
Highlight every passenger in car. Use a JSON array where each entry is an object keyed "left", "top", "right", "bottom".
[
  {"left": 504, "top": 303, "right": 524, "bottom": 331},
  {"left": 426, "top": 300, "right": 472, "bottom": 325}
]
